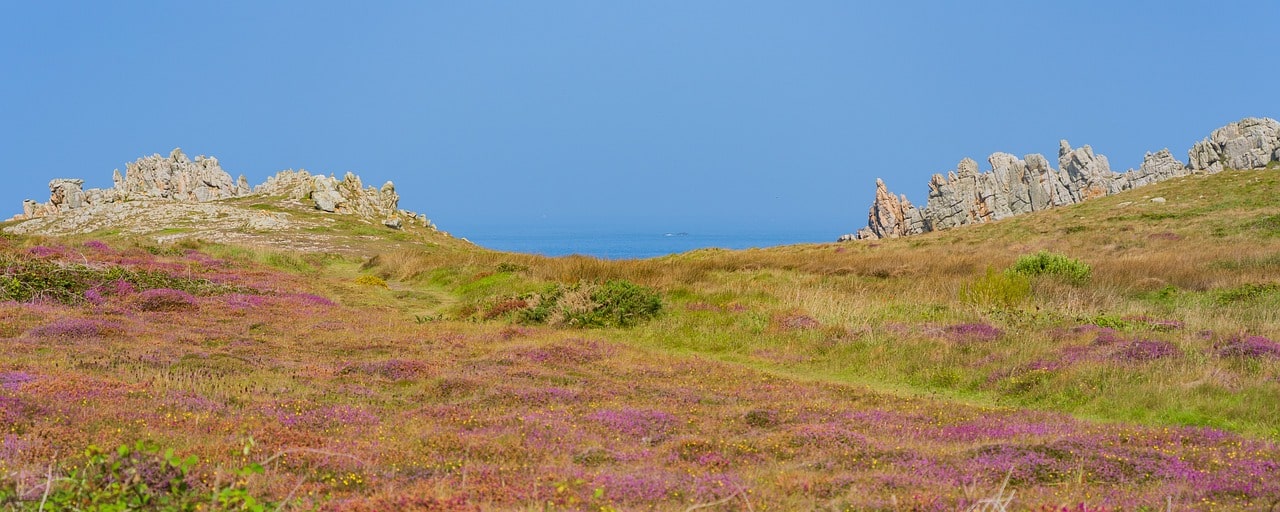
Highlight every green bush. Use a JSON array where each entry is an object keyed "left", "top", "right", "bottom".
[
  {"left": 1009, "top": 251, "right": 1092, "bottom": 284},
  {"left": 514, "top": 280, "right": 662, "bottom": 328},
  {"left": 581, "top": 280, "right": 663, "bottom": 328},
  {"left": 959, "top": 267, "right": 1031, "bottom": 308},
  {"left": 21, "top": 442, "right": 270, "bottom": 511},
  {"left": 1216, "top": 283, "right": 1279, "bottom": 304}
]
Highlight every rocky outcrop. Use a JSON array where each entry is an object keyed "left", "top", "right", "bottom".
[
  {"left": 1188, "top": 117, "right": 1280, "bottom": 173},
  {"left": 847, "top": 117, "right": 1280, "bottom": 241},
  {"left": 10, "top": 148, "right": 246, "bottom": 221},
  {"left": 1121, "top": 149, "right": 1190, "bottom": 189},
  {"left": 854, "top": 179, "right": 926, "bottom": 239},
  {"left": 119, "top": 148, "right": 247, "bottom": 202},
  {"left": 9, "top": 150, "right": 433, "bottom": 231},
  {"left": 255, "top": 170, "right": 430, "bottom": 229}
]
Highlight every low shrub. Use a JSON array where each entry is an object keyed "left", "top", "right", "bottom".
[
  {"left": 514, "top": 280, "right": 662, "bottom": 328},
  {"left": 1009, "top": 251, "right": 1092, "bottom": 284}
]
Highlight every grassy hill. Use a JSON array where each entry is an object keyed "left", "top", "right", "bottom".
[{"left": 1, "top": 169, "right": 1279, "bottom": 510}]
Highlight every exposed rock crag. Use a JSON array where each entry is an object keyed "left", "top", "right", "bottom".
[
  {"left": 8, "top": 149, "right": 433, "bottom": 231},
  {"left": 849, "top": 117, "right": 1280, "bottom": 240}
]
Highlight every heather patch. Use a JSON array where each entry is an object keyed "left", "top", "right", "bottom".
[
  {"left": 591, "top": 471, "right": 674, "bottom": 502},
  {"left": 1113, "top": 339, "right": 1179, "bottom": 362},
  {"left": 774, "top": 312, "right": 820, "bottom": 330},
  {"left": 133, "top": 288, "right": 199, "bottom": 312},
  {"left": 0, "top": 371, "right": 36, "bottom": 391},
  {"left": 0, "top": 395, "right": 39, "bottom": 426},
  {"left": 81, "top": 240, "right": 112, "bottom": 252},
  {"left": 590, "top": 408, "right": 678, "bottom": 441},
  {"left": 943, "top": 322, "right": 1003, "bottom": 342},
  {"left": 1215, "top": 335, "right": 1280, "bottom": 359},
  {"left": 25, "top": 317, "right": 123, "bottom": 340}
]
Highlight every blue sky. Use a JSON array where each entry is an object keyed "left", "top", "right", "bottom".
[{"left": 2, "top": 2, "right": 1277, "bottom": 239}]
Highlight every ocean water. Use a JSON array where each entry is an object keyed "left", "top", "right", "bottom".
[{"left": 459, "top": 228, "right": 840, "bottom": 259}]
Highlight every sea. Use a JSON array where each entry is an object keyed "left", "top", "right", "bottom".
[{"left": 458, "top": 228, "right": 841, "bottom": 260}]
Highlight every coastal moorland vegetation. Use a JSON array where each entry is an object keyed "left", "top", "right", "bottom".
[{"left": 1, "top": 169, "right": 1279, "bottom": 510}]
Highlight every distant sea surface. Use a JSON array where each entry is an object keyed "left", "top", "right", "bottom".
[{"left": 459, "top": 228, "right": 839, "bottom": 259}]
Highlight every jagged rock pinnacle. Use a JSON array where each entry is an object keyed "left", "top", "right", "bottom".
[{"left": 845, "top": 117, "right": 1280, "bottom": 241}]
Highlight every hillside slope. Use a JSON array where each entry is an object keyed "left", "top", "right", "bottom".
[{"left": 1, "top": 166, "right": 1279, "bottom": 510}]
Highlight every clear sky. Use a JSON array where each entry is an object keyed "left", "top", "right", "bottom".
[{"left": 2, "top": 2, "right": 1277, "bottom": 239}]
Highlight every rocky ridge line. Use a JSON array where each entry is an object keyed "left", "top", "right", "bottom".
[
  {"left": 845, "top": 117, "right": 1280, "bottom": 241},
  {"left": 9, "top": 148, "right": 431, "bottom": 230}
]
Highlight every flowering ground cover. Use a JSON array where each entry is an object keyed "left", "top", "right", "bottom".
[{"left": 2, "top": 170, "right": 1280, "bottom": 509}]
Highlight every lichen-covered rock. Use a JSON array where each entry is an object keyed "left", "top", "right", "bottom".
[{"left": 847, "top": 117, "right": 1279, "bottom": 241}]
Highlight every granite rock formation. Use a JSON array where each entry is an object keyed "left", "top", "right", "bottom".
[
  {"left": 8, "top": 150, "right": 433, "bottom": 231},
  {"left": 255, "top": 170, "right": 429, "bottom": 228},
  {"left": 1188, "top": 117, "right": 1280, "bottom": 173},
  {"left": 119, "top": 148, "right": 248, "bottom": 202},
  {"left": 849, "top": 117, "right": 1280, "bottom": 240}
]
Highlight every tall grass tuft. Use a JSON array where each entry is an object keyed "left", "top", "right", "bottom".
[{"left": 960, "top": 268, "right": 1031, "bottom": 308}]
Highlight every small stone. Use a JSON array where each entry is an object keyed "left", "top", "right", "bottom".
[{"left": 1151, "top": 197, "right": 1166, "bottom": 203}]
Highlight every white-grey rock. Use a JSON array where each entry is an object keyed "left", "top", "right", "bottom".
[
  {"left": 119, "top": 148, "right": 245, "bottom": 202},
  {"left": 1189, "top": 117, "right": 1280, "bottom": 173},
  {"left": 848, "top": 117, "right": 1279, "bottom": 241}
]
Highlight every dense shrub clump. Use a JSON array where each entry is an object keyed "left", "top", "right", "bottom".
[
  {"left": 1009, "top": 251, "right": 1092, "bottom": 284},
  {"left": 502, "top": 280, "right": 662, "bottom": 328}
]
